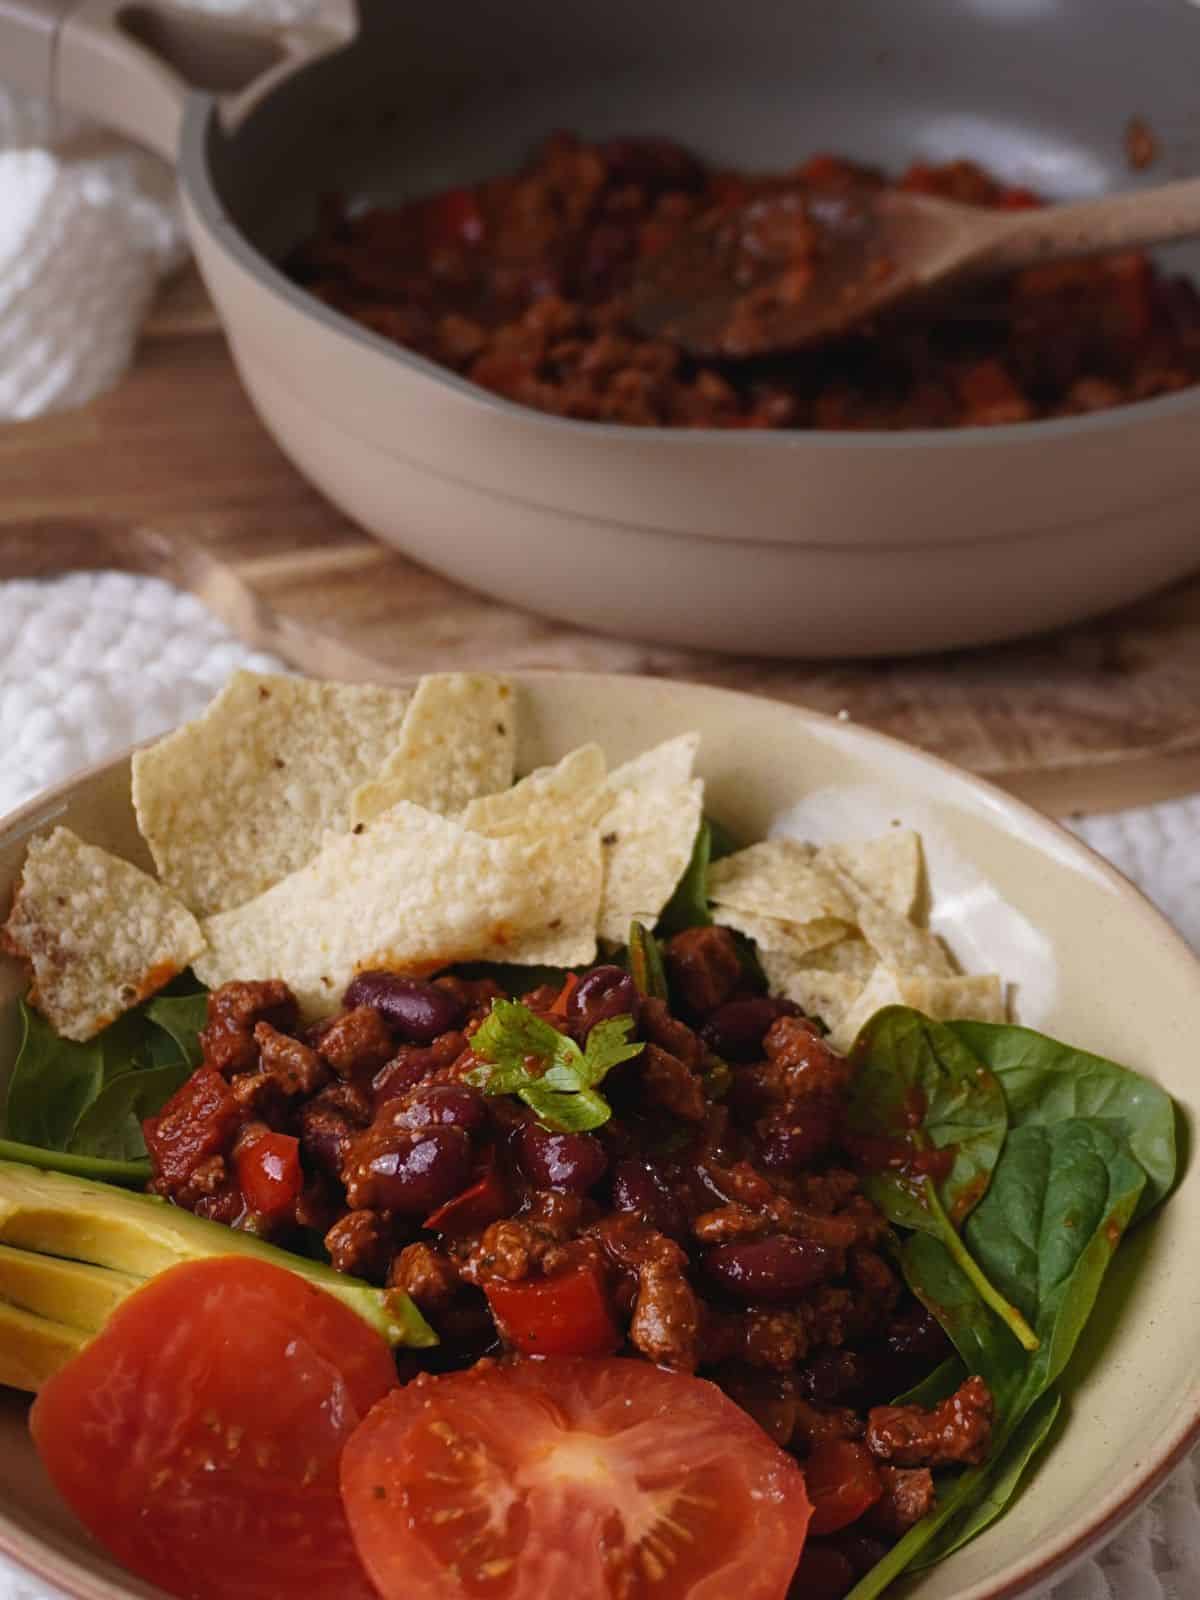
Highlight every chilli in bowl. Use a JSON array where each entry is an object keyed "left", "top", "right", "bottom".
[{"left": 0, "top": 672, "right": 1178, "bottom": 1600}]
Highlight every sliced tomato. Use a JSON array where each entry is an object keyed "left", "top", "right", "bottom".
[
  {"left": 484, "top": 1263, "right": 621, "bottom": 1357},
  {"left": 803, "top": 1439, "right": 884, "bottom": 1537},
  {"left": 342, "top": 1357, "right": 811, "bottom": 1600},
  {"left": 31, "top": 1257, "right": 397, "bottom": 1600},
  {"left": 235, "top": 1131, "right": 303, "bottom": 1219}
]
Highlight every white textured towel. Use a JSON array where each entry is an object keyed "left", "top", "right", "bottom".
[
  {"left": 0, "top": 0, "right": 316, "bottom": 420},
  {"left": 1, "top": 569, "right": 1199, "bottom": 1598}
]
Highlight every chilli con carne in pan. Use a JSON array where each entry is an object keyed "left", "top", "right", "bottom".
[
  {"left": 289, "top": 132, "right": 1200, "bottom": 430},
  {"left": 0, "top": 673, "right": 1180, "bottom": 1600}
]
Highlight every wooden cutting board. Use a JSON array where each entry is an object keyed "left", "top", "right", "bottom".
[{"left": 3, "top": 284, "right": 1200, "bottom": 819}]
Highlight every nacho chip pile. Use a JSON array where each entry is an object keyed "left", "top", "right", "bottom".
[
  {"left": 1, "top": 669, "right": 1004, "bottom": 1047},
  {"left": 709, "top": 831, "right": 1004, "bottom": 1050}
]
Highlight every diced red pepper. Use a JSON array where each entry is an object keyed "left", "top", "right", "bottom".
[
  {"left": 803, "top": 1440, "right": 884, "bottom": 1536},
  {"left": 423, "top": 1154, "right": 511, "bottom": 1238},
  {"left": 998, "top": 184, "right": 1040, "bottom": 210},
  {"left": 143, "top": 1066, "right": 239, "bottom": 1187},
  {"left": 548, "top": 973, "right": 580, "bottom": 1016},
  {"left": 235, "top": 1133, "right": 303, "bottom": 1221},
  {"left": 485, "top": 1263, "right": 621, "bottom": 1357},
  {"left": 425, "top": 187, "right": 486, "bottom": 249}
]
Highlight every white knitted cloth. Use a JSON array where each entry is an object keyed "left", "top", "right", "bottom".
[
  {"left": 0, "top": 0, "right": 316, "bottom": 420},
  {"left": 1, "top": 569, "right": 1199, "bottom": 1598}
]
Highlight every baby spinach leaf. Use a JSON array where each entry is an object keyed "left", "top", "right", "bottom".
[
  {"left": 706, "top": 817, "right": 738, "bottom": 862},
  {"left": 889, "top": 1354, "right": 965, "bottom": 1408},
  {"left": 848, "top": 1007, "right": 1036, "bottom": 1349},
  {"left": 4, "top": 986, "right": 209, "bottom": 1174},
  {"left": 903, "top": 1119, "right": 1147, "bottom": 1425},
  {"left": 844, "top": 1461, "right": 993, "bottom": 1600},
  {"left": 965, "top": 1119, "right": 1146, "bottom": 1406},
  {"left": 849, "top": 1007, "right": 1008, "bottom": 1229},
  {"left": 70, "top": 1062, "right": 193, "bottom": 1162},
  {"left": 143, "top": 993, "right": 209, "bottom": 1070},
  {"left": 0, "top": 1137, "right": 150, "bottom": 1186},
  {"left": 910, "top": 1387, "right": 1062, "bottom": 1570},
  {"left": 949, "top": 1020, "right": 1176, "bottom": 1218},
  {"left": 657, "top": 820, "right": 713, "bottom": 936},
  {"left": 627, "top": 920, "right": 669, "bottom": 1001},
  {"left": 5, "top": 1003, "right": 103, "bottom": 1152}
]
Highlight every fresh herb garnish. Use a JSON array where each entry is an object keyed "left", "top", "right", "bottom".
[{"left": 466, "top": 1000, "right": 644, "bottom": 1132}]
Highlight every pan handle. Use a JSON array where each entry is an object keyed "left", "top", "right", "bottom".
[{"left": 0, "top": 0, "right": 356, "bottom": 160}]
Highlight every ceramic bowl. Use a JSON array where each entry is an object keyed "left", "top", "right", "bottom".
[{"left": 0, "top": 672, "right": 1197, "bottom": 1599}]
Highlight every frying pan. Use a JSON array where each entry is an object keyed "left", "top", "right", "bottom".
[{"left": 5, "top": 0, "right": 1200, "bottom": 659}]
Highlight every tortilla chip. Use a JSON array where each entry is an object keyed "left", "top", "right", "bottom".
[
  {"left": 713, "top": 906, "right": 853, "bottom": 962},
  {"left": 709, "top": 840, "right": 854, "bottom": 925},
  {"left": 133, "top": 672, "right": 412, "bottom": 917},
  {"left": 828, "top": 964, "right": 902, "bottom": 1052},
  {"left": 764, "top": 958, "right": 865, "bottom": 1035},
  {"left": 607, "top": 733, "right": 700, "bottom": 793},
  {"left": 1, "top": 828, "right": 204, "bottom": 1041},
  {"left": 797, "top": 935, "right": 877, "bottom": 981},
  {"left": 895, "top": 973, "right": 1007, "bottom": 1025},
  {"left": 827, "top": 865, "right": 953, "bottom": 978},
  {"left": 350, "top": 673, "right": 515, "bottom": 827},
  {"left": 195, "top": 801, "right": 597, "bottom": 1018},
  {"left": 828, "top": 966, "right": 1006, "bottom": 1052},
  {"left": 460, "top": 745, "right": 608, "bottom": 838},
  {"left": 818, "top": 831, "right": 922, "bottom": 919},
  {"left": 597, "top": 778, "right": 703, "bottom": 946}
]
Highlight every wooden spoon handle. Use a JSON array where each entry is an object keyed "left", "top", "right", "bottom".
[{"left": 980, "top": 175, "right": 1200, "bottom": 275}]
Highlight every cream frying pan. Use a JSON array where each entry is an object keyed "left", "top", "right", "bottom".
[{"left": 3, "top": 0, "right": 1200, "bottom": 660}]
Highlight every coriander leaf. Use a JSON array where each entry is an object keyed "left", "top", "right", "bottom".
[
  {"left": 521, "top": 1082, "right": 611, "bottom": 1132},
  {"left": 471, "top": 1000, "right": 581, "bottom": 1077},
  {"left": 948, "top": 1020, "right": 1177, "bottom": 1220},
  {"left": 579, "top": 1015, "right": 645, "bottom": 1084},
  {"left": 467, "top": 1000, "right": 643, "bottom": 1132}
]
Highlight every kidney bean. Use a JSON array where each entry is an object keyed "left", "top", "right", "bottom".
[
  {"left": 515, "top": 1124, "right": 608, "bottom": 1193},
  {"left": 705, "top": 1235, "right": 841, "bottom": 1303},
  {"left": 343, "top": 971, "right": 465, "bottom": 1044},
  {"left": 343, "top": 1127, "right": 472, "bottom": 1215},
  {"left": 382, "top": 1083, "right": 487, "bottom": 1135},
  {"left": 567, "top": 965, "right": 640, "bottom": 1038},
  {"left": 700, "top": 996, "right": 802, "bottom": 1061},
  {"left": 609, "top": 1158, "right": 687, "bottom": 1239},
  {"left": 757, "top": 1103, "right": 837, "bottom": 1172}
]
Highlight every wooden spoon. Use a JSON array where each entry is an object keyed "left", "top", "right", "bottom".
[{"left": 629, "top": 175, "right": 1200, "bottom": 358}]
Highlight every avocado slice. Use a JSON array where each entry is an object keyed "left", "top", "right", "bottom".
[
  {"left": 0, "top": 1160, "right": 436, "bottom": 1358},
  {"left": 0, "top": 1242, "right": 138, "bottom": 1332},
  {"left": 0, "top": 1299, "right": 87, "bottom": 1393}
]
